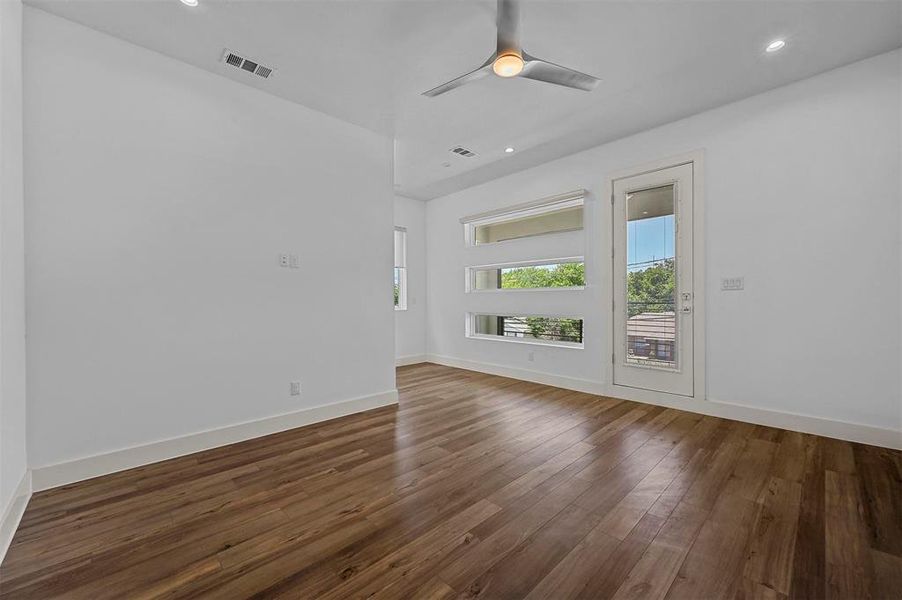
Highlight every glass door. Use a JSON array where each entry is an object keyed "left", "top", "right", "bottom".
[{"left": 612, "top": 163, "right": 694, "bottom": 396}]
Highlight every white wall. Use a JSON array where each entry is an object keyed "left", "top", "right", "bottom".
[
  {"left": 24, "top": 8, "right": 396, "bottom": 471},
  {"left": 426, "top": 50, "right": 901, "bottom": 438},
  {"left": 0, "top": 0, "right": 29, "bottom": 528},
  {"left": 394, "top": 195, "right": 427, "bottom": 363}
]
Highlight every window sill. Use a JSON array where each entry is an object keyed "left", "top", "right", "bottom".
[
  {"left": 466, "top": 333, "right": 584, "bottom": 350},
  {"left": 467, "top": 286, "right": 586, "bottom": 294},
  {"left": 466, "top": 227, "right": 583, "bottom": 248}
]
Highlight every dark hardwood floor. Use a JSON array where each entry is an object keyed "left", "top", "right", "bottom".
[{"left": 1, "top": 363, "right": 900, "bottom": 599}]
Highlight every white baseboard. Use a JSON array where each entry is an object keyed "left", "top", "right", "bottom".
[
  {"left": 425, "top": 354, "right": 901, "bottom": 450},
  {"left": 32, "top": 389, "right": 399, "bottom": 492},
  {"left": 0, "top": 470, "right": 32, "bottom": 565},
  {"left": 396, "top": 354, "right": 428, "bottom": 367},
  {"left": 428, "top": 353, "right": 605, "bottom": 394},
  {"left": 701, "top": 397, "right": 902, "bottom": 450}
]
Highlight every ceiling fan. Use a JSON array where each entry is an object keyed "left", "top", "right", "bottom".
[{"left": 422, "top": 0, "right": 600, "bottom": 97}]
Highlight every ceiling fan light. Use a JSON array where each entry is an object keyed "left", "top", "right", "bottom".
[{"left": 493, "top": 54, "right": 524, "bottom": 78}]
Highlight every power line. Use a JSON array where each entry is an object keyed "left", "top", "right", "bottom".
[{"left": 627, "top": 256, "right": 674, "bottom": 270}]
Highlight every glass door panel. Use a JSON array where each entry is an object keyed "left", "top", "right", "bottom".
[{"left": 626, "top": 185, "right": 677, "bottom": 370}]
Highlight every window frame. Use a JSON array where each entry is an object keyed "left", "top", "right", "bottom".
[
  {"left": 393, "top": 226, "right": 408, "bottom": 311},
  {"left": 460, "top": 190, "right": 585, "bottom": 247},
  {"left": 465, "top": 312, "right": 585, "bottom": 349},
  {"left": 465, "top": 257, "right": 587, "bottom": 293}
]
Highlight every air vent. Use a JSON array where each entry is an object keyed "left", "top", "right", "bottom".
[
  {"left": 450, "top": 146, "right": 478, "bottom": 158},
  {"left": 221, "top": 49, "right": 276, "bottom": 79}
]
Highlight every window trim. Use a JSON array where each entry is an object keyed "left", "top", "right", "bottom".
[
  {"left": 465, "top": 257, "right": 587, "bottom": 293},
  {"left": 460, "top": 189, "right": 586, "bottom": 247},
  {"left": 465, "top": 312, "right": 585, "bottom": 349}
]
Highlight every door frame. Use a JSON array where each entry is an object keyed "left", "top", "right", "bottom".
[{"left": 602, "top": 150, "right": 706, "bottom": 403}]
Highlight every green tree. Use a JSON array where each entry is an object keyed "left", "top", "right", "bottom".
[
  {"left": 499, "top": 264, "right": 584, "bottom": 342},
  {"left": 627, "top": 259, "right": 674, "bottom": 317},
  {"left": 393, "top": 268, "right": 400, "bottom": 306},
  {"left": 524, "top": 317, "right": 583, "bottom": 343},
  {"left": 501, "top": 262, "right": 585, "bottom": 289}
]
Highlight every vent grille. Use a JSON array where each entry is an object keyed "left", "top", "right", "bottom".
[
  {"left": 450, "top": 146, "right": 478, "bottom": 158},
  {"left": 221, "top": 49, "right": 275, "bottom": 79}
]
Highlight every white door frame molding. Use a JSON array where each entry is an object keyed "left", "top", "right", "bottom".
[{"left": 601, "top": 150, "right": 706, "bottom": 404}]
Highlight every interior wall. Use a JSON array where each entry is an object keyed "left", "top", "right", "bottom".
[
  {"left": 394, "top": 195, "right": 427, "bottom": 362},
  {"left": 0, "top": 0, "right": 29, "bottom": 523},
  {"left": 24, "top": 8, "right": 396, "bottom": 470},
  {"left": 426, "top": 49, "right": 901, "bottom": 435}
]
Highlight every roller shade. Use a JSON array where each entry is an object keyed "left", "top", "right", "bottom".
[{"left": 394, "top": 227, "right": 407, "bottom": 269}]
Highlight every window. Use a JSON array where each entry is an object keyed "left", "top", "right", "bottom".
[
  {"left": 462, "top": 190, "right": 586, "bottom": 349},
  {"left": 468, "top": 258, "right": 585, "bottom": 291},
  {"left": 461, "top": 190, "right": 584, "bottom": 246},
  {"left": 468, "top": 314, "right": 584, "bottom": 347},
  {"left": 394, "top": 227, "right": 407, "bottom": 310}
]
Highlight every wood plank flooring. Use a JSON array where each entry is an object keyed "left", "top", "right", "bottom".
[{"left": 1, "top": 363, "right": 900, "bottom": 599}]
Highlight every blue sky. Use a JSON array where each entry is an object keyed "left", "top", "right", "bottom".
[{"left": 628, "top": 215, "right": 674, "bottom": 269}]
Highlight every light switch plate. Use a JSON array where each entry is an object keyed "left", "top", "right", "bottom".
[{"left": 721, "top": 277, "right": 744, "bottom": 291}]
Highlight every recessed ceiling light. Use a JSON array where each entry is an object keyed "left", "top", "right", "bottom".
[
  {"left": 765, "top": 39, "right": 786, "bottom": 53},
  {"left": 180, "top": 0, "right": 198, "bottom": 6},
  {"left": 493, "top": 54, "right": 524, "bottom": 78},
  {"left": 504, "top": 147, "right": 515, "bottom": 154}
]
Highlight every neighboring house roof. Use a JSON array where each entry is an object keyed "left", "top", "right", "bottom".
[
  {"left": 627, "top": 312, "right": 675, "bottom": 341},
  {"left": 502, "top": 318, "right": 531, "bottom": 335}
]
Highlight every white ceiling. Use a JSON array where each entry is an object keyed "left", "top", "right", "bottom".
[{"left": 26, "top": 0, "right": 902, "bottom": 199}]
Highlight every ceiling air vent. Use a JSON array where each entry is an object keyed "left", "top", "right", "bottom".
[
  {"left": 450, "top": 146, "right": 478, "bottom": 158},
  {"left": 221, "top": 49, "right": 276, "bottom": 80}
]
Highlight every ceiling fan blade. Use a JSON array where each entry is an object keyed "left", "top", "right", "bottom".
[
  {"left": 520, "top": 52, "right": 600, "bottom": 91},
  {"left": 421, "top": 56, "right": 495, "bottom": 97},
  {"left": 496, "top": 0, "right": 521, "bottom": 55}
]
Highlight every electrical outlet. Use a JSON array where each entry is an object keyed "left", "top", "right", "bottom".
[
  {"left": 290, "top": 381, "right": 301, "bottom": 396},
  {"left": 279, "top": 254, "right": 290, "bottom": 268},
  {"left": 721, "top": 277, "right": 744, "bottom": 291},
  {"left": 528, "top": 351, "right": 535, "bottom": 362}
]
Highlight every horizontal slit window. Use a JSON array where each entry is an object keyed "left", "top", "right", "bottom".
[
  {"left": 474, "top": 206, "right": 581, "bottom": 244},
  {"left": 461, "top": 190, "right": 585, "bottom": 246},
  {"left": 468, "top": 314, "right": 584, "bottom": 347},
  {"left": 468, "top": 259, "right": 585, "bottom": 291}
]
